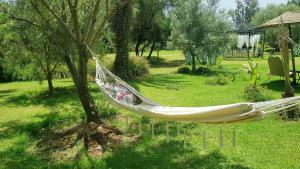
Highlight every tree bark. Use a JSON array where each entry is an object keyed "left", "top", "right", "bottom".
[
  {"left": 191, "top": 54, "right": 196, "bottom": 72},
  {"left": 141, "top": 42, "right": 150, "bottom": 56},
  {"left": 112, "top": 0, "right": 133, "bottom": 80},
  {"left": 147, "top": 41, "right": 156, "bottom": 60},
  {"left": 77, "top": 47, "right": 100, "bottom": 123},
  {"left": 135, "top": 35, "right": 143, "bottom": 56},
  {"left": 46, "top": 73, "right": 54, "bottom": 97}
]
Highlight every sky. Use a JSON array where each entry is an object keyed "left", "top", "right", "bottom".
[{"left": 220, "top": 0, "right": 288, "bottom": 10}]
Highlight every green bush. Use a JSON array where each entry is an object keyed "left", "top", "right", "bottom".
[
  {"left": 88, "top": 56, "right": 149, "bottom": 80},
  {"left": 177, "top": 66, "right": 191, "bottom": 74},
  {"left": 205, "top": 75, "right": 229, "bottom": 86},
  {"left": 96, "top": 99, "right": 118, "bottom": 119},
  {"left": 194, "top": 67, "right": 209, "bottom": 75},
  {"left": 128, "top": 56, "right": 149, "bottom": 78},
  {"left": 243, "top": 85, "right": 272, "bottom": 102},
  {"left": 277, "top": 108, "right": 300, "bottom": 121}
]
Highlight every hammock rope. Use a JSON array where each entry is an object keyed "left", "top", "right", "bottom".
[{"left": 86, "top": 45, "right": 300, "bottom": 123}]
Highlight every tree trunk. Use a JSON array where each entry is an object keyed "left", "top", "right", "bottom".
[
  {"left": 63, "top": 47, "right": 100, "bottom": 124},
  {"left": 77, "top": 47, "right": 100, "bottom": 123},
  {"left": 141, "top": 42, "right": 150, "bottom": 56},
  {"left": 112, "top": 0, "right": 133, "bottom": 80},
  {"left": 46, "top": 73, "right": 54, "bottom": 97},
  {"left": 147, "top": 41, "right": 156, "bottom": 60},
  {"left": 135, "top": 35, "right": 143, "bottom": 56},
  {"left": 191, "top": 54, "right": 196, "bottom": 72}
]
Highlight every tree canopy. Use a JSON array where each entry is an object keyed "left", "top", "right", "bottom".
[{"left": 170, "top": 0, "right": 229, "bottom": 70}]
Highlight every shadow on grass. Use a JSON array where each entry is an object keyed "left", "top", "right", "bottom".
[
  {"left": 149, "top": 57, "right": 185, "bottom": 68},
  {"left": 0, "top": 112, "right": 83, "bottom": 169},
  {"left": 0, "top": 119, "right": 249, "bottom": 169},
  {"left": 261, "top": 80, "right": 300, "bottom": 93},
  {"left": 3, "top": 85, "right": 103, "bottom": 108},
  {"left": 129, "top": 74, "right": 189, "bottom": 91},
  {"left": 0, "top": 89, "right": 16, "bottom": 98},
  {"left": 105, "top": 140, "right": 249, "bottom": 169}
]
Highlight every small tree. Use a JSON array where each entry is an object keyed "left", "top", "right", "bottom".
[
  {"left": 131, "top": 0, "right": 171, "bottom": 59},
  {"left": 229, "top": 0, "right": 259, "bottom": 29},
  {"left": 170, "top": 0, "right": 229, "bottom": 71},
  {"left": 1, "top": 0, "right": 130, "bottom": 152}
]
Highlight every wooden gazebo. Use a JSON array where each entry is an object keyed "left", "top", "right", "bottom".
[{"left": 256, "top": 12, "right": 300, "bottom": 84}]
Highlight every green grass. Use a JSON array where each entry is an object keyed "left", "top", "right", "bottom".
[{"left": 1, "top": 50, "right": 300, "bottom": 169}]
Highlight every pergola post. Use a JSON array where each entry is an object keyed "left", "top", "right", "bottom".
[
  {"left": 262, "top": 31, "right": 266, "bottom": 58},
  {"left": 288, "top": 24, "right": 297, "bottom": 85},
  {"left": 247, "top": 30, "right": 251, "bottom": 59}
]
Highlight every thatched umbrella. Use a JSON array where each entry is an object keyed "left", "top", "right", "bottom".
[{"left": 256, "top": 12, "right": 300, "bottom": 85}]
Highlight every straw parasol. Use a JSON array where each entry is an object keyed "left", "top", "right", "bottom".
[
  {"left": 256, "top": 12, "right": 300, "bottom": 85},
  {"left": 256, "top": 12, "right": 300, "bottom": 29}
]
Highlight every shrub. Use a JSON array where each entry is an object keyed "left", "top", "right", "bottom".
[
  {"left": 277, "top": 108, "right": 300, "bottom": 121},
  {"left": 128, "top": 56, "right": 149, "bottom": 78},
  {"left": 243, "top": 85, "right": 272, "bottom": 102},
  {"left": 88, "top": 56, "right": 149, "bottom": 80},
  {"left": 194, "top": 67, "right": 209, "bottom": 75},
  {"left": 205, "top": 75, "right": 229, "bottom": 86},
  {"left": 177, "top": 66, "right": 191, "bottom": 74},
  {"left": 96, "top": 99, "right": 118, "bottom": 119}
]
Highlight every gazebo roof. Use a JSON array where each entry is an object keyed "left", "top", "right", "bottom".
[{"left": 256, "top": 12, "right": 300, "bottom": 30}]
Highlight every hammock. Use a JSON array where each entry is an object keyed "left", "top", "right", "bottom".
[{"left": 94, "top": 58, "right": 300, "bottom": 123}]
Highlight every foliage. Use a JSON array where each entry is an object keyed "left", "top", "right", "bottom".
[
  {"left": 227, "top": 34, "right": 238, "bottom": 50},
  {"left": 131, "top": 0, "right": 171, "bottom": 58},
  {"left": 243, "top": 85, "right": 272, "bottom": 102},
  {"left": 205, "top": 75, "right": 230, "bottom": 86},
  {"left": 229, "top": 0, "right": 259, "bottom": 29},
  {"left": 248, "top": 59, "right": 259, "bottom": 86},
  {"left": 128, "top": 56, "right": 150, "bottom": 78},
  {"left": 177, "top": 66, "right": 191, "bottom": 74},
  {"left": 95, "top": 100, "right": 118, "bottom": 119},
  {"left": 251, "top": 3, "right": 300, "bottom": 50},
  {"left": 105, "top": 56, "right": 149, "bottom": 79},
  {"left": 277, "top": 107, "right": 300, "bottom": 121},
  {"left": 170, "top": 0, "right": 229, "bottom": 70},
  {"left": 288, "top": 0, "right": 300, "bottom": 6}
]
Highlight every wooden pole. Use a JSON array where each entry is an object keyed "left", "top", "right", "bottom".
[
  {"left": 288, "top": 24, "right": 297, "bottom": 85},
  {"left": 247, "top": 30, "right": 251, "bottom": 59},
  {"left": 279, "top": 24, "right": 294, "bottom": 97},
  {"left": 262, "top": 31, "right": 266, "bottom": 58}
]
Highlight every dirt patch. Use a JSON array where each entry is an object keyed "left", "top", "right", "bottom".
[{"left": 37, "top": 122, "right": 139, "bottom": 159}]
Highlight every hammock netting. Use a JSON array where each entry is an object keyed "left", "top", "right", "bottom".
[{"left": 94, "top": 57, "right": 300, "bottom": 123}]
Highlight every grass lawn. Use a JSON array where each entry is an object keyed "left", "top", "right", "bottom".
[{"left": 1, "top": 50, "right": 300, "bottom": 169}]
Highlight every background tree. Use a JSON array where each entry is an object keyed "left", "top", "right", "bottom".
[
  {"left": 0, "top": 1, "right": 65, "bottom": 96},
  {"left": 131, "top": 0, "right": 171, "bottom": 59},
  {"left": 288, "top": 0, "right": 300, "bottom": 6},
  {"left": 230, "top": 0, "right": 259, "bottom": 29},
  {"left": 170, "top": 0, "right": 229, "bottom": 71},
  {"left": 112, "top": 0, "right": 133, "bottom": 80},
  {"left": 251, "top": 3, "right": 300, "bottom": 50}
]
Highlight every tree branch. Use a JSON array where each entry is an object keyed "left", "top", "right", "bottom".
[
  {"left": 0, "top": 3, "right": 39, "bottom": 27},
  {"left": 39, "top": 0, "right": 77, "bottom": 42},
  {"left": 90, "top": 0, "right": 129, "bottom": 45},
  {"left": 66, "top": 0, "right": 81, "bottom": 42},
  {"left": 85, "top": 0, "right": 102, "bottom": 42}
]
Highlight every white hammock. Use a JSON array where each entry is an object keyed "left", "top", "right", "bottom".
[{"left": 94, "top": 58, "right": 300, "bottom": 123}]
